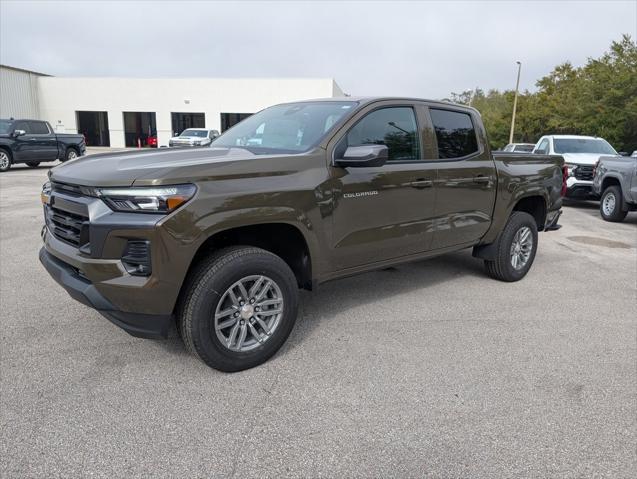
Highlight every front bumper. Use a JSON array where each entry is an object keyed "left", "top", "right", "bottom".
[
  {"left": 38, "top": 186, "right": 197, "bottom": 339},
  {"left": 565, "top": 178, "right": 597, "bottom": 199},
  {"left": 39, "top": 246, "right": 172, "bottom": 339}
]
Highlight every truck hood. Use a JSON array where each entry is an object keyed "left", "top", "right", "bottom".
[
  {"left": 49, "top": 147, "right": 279, "bottom": 187},
  {"left": 561, "top": 153, "right": 607, "bottom": 166}
]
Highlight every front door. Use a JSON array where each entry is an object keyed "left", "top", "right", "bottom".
[
  {"left": 11, "top": 121, "right": 37, "bottom": 162},
  {"left": 427, "top": 107, "right": 497, "bottom": 249},
  {"left": 330, "top": 104, "right": 437, "bottom": 270}
]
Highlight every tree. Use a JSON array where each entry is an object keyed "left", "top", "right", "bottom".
[{"left": 447, "top": 35, "right": 637, "bottom": 152}]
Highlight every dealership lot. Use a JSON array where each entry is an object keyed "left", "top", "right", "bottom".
[{"left": 1, "top": 163, "right": 635, "bottom": 477}]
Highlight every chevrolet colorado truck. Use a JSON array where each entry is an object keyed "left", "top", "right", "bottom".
[
  {"left": 0, "top": 119, "right": 86, "bottom": 172},
  {"left": 39, "top": 98, "right": 564, "bottom": 371},
  {"left": 593, "top": 154, "right": 637, "bottom": 222}
]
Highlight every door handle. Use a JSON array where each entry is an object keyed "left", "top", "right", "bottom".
[
  {"left": 410, "top": 179, "right": 433, "bottom": 189},
  {"left": 473, "top": 175, "right": 490, "bottom": 184}
]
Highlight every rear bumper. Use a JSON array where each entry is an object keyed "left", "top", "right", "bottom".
[{"left": 39, "top": 247, "right": 172, "bottom": 339}]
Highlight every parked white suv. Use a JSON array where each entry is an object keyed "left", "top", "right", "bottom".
[
  {"left": 169, "top": 128, "right": 220, "bottom": 148},
  {"left": 532, "top": 135, "right": 618, "bottom": 199}
]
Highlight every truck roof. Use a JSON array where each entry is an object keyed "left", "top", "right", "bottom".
[
  {"left": 281, "top": 97, "right": 479, "bottom": 114},
  {"left": 544, "top": 134, "right": 602, "bottom": 140}
]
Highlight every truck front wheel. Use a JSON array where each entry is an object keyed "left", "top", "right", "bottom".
[
  {"left": 0, "top": 150, "right": 12, "bottom": 172},
  {"left": 484, "top": 211, "right": 538, "bottom": 282},
  {"left": 178, "top": 246, "right": 299, "bottom": 372},
  {"left": 600, "top": 186, "right": 627, "bottom": 222}
]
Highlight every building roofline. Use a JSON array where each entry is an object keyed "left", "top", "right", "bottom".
[{"left": 0, "top": 64, "right": 51, "bottom": 77}]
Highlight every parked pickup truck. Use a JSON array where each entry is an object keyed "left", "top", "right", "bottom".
[
  {"left": 0, "top": 119, "right": 86, "bottom": 172},
  {"left": 532, "top": 134, "right": 618, "bottom": 199},
  {"left": 593, "top": 154, "right": 637, "bottom": 222},
  {"left": 39, "top": 97, "right": 564, "bottom": 371}
]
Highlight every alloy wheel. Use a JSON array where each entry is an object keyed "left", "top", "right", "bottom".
[
  {"left": 510, "top": 226, "right": 533, "bottom": 270},
  {"left": 214, "top": 275, "right": 284, "bottom": 352},
  {"left": 0, "top": 152, "right": 9, "bottom": 170}
]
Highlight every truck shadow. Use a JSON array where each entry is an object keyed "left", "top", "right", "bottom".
[
  {"left": 157, "top": 250, "right": 487, "bottom": 361},
  {"left": 284, "top": 250, "right": 486, "bottom": 352}
]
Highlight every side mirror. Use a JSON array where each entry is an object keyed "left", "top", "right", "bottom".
[
  {"left": 534, "top": 148, "right": 547, "bottom": 155},
  {"left": 12, "top": 129, "right": 26, "bottom": 138},
  {"left": 335, "top": 145, "right": 388, "bottom": 168},
  {"left": 618, "top": 151, "right": 628, "bottom": 156}
]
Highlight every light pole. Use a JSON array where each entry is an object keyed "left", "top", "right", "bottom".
[{"left": 508, "top": 61, "right": 522, "bottom": 145}]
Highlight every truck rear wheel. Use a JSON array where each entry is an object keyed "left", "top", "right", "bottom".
[
  {"left": 178, "top": 246, "right": 299, "bottom": 372},
  {"left": 63, "top": 148, "right": 78, "bottom": 162},
  {"left": 600, "top": 186, "right": 627, "bottom": 222},
  {"left": 0, "top": 150, "right": 12, "bottom": 172},
  {"left": 484, "top": 211, "right": 538, "bottom": 282}
]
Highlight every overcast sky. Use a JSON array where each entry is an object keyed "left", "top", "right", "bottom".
[{"left": 1, "top": 0, "right": 635, "bottom": 99}]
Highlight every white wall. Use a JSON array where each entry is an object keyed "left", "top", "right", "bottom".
[{"left": 37, "top": 77, "right": 343, "bottom": 148}]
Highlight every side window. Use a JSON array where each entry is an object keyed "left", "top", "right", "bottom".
[
  {"left": 346, "top": 107, "right": 420, "bottom": 161},
  {"left": 536, "top": 138, "right": 549, "bottom": 154},
  {"left": 29, "top": 121, "right": 49, "bottom": 134},
  {"left": 430, "top": 109, "right": 479, "bottom": 159},
  {"left": 14, "top": 121, "right": 32, "bottom": 134}
]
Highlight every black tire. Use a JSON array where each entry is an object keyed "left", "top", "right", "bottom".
[
  {"left": 599, "top": 186, "right": 627, "bottom": 222},
  {"left": 26, "top": 162, "right": 40, "bottom": 168},
  {"left": 63, "top": 148, "right": 79, "bottom": 162},
  {"left": 0, "top": 149, "right": 12, "bottom": 172},
  {"left": 179, "top": 246, "right": 299, "bottom": 372},
  {"left": 484, "top": 211, "right": 539, "bottom": 282}
]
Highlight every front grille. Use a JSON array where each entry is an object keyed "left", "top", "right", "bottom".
[
  {"left": 574, "top": 165, "right": 594, "bottom": 181},
  {"left": 46, "top": 206, "right": 89, "bottom": 248}
]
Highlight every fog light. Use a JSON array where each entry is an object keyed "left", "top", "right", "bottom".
[{"left": 122, "top": 240, "right": 151, "bottom": 276}]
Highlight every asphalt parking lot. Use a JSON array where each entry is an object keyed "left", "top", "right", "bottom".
[{"left": 1, "top": 162, "right": 636, "bottom": 478}]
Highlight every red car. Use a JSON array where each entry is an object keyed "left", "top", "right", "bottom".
[{"left": 146, "top": 135, "right": 158, "bottom": 148}]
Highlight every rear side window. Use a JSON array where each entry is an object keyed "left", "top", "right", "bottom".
[
  {"left": 430, "top": 109, "right": 479, "bottom": 159},
  {"left": 29, "top": 121, "right": 49, "bottom": 134},
  {"left": 346, "top": 107, "right": 420, "bottom": 161}
]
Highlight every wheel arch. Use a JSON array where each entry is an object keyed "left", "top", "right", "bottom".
[
  {"left": 177, "top": 221, "right": 316, "bottom": 312},
  {"left": 511, "top": 194, "right": 548, "bottom": 230},
  {"left": 601, "top": 175, "right": 622, "bottom": 193}
]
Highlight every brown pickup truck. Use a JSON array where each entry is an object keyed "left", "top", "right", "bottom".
[{"left": 39, "top": 97, "right": 565, "bottom": 371}]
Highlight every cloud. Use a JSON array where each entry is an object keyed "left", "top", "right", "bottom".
[{"left": 1, "top": 0, "right": 635, "bottom": 99}]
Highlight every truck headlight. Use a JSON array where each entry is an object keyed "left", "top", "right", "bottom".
[
  {"left": 565, "top": 163, "right": 577, "bottom": 177},
  {"left": 98, "top": 184, "right": 197, "bottom": 213},
  {"left": 41, "top": 181, "right": 52, "bottom": 205}
]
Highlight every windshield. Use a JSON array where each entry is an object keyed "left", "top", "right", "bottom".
[
  {"left": 180, "top": 129, "right": 208, "bottom": 138},
  {"left": 213, "top": 101, "right": 358, "bottom": 154},
  {"left": 0, "top": 120, "right": 14, "bottom": 134},
  {"left": 554, "top": 138, "right": 617, "bottom": 155}
]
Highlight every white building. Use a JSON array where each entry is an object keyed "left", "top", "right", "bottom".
[{"left": 0, "top": 64, "right": 344, "bottom": 148}]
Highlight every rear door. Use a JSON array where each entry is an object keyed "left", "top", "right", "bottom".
[
  {"left": 427, "top": 107, "right": 497, "bottom": 249},
  {"left": 28, "top": 121, "right": 59, "bottom": 160},
  {"left": 328, "top": 102, "right": 437, "bottom": 270}
]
